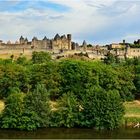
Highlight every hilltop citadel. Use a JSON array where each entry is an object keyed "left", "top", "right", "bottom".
[{"left": 0, "top": 34, "right": 140, "bottom": 59}]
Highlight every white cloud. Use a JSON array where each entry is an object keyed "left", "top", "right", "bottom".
[{"left": 0, "top": 0, "right": 140, "bottom": 44}]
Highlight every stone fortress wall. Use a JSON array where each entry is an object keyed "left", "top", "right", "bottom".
[
  {"left": 0, "top": 33, "right": 72, "bottom": 50},
  {"left": 0, "top": 34, "right": 140, "bottom": 59},
  {"left": 0, "top": 34, "right": 76, "bottom": 58}
]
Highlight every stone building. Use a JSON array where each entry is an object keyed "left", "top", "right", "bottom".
[
  {"left": 1, "top": 34, "right": 140, "bottom": 60},
  {"left": 82, "top": 40, "right": 87, "bottom": 51},
  {"left": 29, "top": 33, "right": 72, "bottom": 50},
  {"left": 0, "top": 34, "right": 73, "bottom": 50}
]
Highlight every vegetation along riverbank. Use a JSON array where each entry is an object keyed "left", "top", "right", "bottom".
[{"left": 0, "top": 52, "right": 140, "bottom": 130}]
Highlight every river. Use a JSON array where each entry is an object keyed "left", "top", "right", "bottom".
[{"left": 0, "top": 128, "right": 140, "bottom": 139}]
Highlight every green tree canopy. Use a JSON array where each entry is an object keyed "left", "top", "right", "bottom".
[{"left": 32, "top": 51, "right": 52, "bottom": 64}]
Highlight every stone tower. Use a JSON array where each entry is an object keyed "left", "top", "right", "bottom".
[
  {"left": 19, "top": 36, "right": 24, "bottom": 44},
  {"left": 82, "top": 40, "right": 87, "bottom": 51},
  {"left": 54, "top": 34, "right": 61, "bottom": 40},
  {"left": 24, "top": 38, "right": 28, "bottom": 44},
  {"left": 67, "top": 34, "right": 71, "bottom": 50},
  {"left": 43, "top": 36, "right": 48, "bottom": 48},
  {"left": 124, "top": 44, "right": 130, "bottom": 59},
  {"left": 32, "top": 37, "right": 38, "bottom": 47}
]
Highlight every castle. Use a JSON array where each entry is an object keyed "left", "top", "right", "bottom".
[
  {"left": 0, "top": 34, "right": 140, "bottom": 59},
  {"left": 0, "top": 34, "right": 73, "bottom": 50}
]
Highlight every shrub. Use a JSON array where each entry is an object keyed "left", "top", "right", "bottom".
[
  {"left": 80, "top": 88, "right": 125, "bottom": 129},
  {"left": 50, "top": 92, "right": 79, "bottom": 128},
  {"left": 32, "top": 51, "right": 51, "bottom": 64}
]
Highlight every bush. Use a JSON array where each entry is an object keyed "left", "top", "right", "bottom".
[
  {"left": 0, "top": 93, "right": 25, "bottom": 129},
  {"left": 59, "top": 60, "right": 98, "bottom": 99},
  {"left": 32, "top": 51, "right": 52, "bottom": 64},
  {"left": 80, "top": 88, "right": 124, "bottom": 129},
  {"left": 0, "top": 84, "right": 51, "bottom": 130},
  {"left": 30, "top": 62, "right": 61, "bottom": 99},
  {"left": 0, "top": 63, "right": 30, "bottom": 99},
  {"left": 50, "top": 92, "right": 79, "bottom": 128},
  {"left": 24, "top": 84, "right": 51, "bottom": 128}
]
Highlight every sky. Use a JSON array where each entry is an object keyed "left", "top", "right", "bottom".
[{"left": 0, "top": 0, "right": 140, "bottom": 45}]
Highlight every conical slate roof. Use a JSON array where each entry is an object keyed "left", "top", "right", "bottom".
[
  {"left": 25, "top": 37, "right": 28, "bottom": 42},
  {"left": 61, "top": 35, "right": 66, "bottom": 40},
  {"left": 54, "top": 34, "right": 61, "bottom": 40},
  {"left": 82, "top": 40, "right": 87, "bottom": 46},
  {"left": 43, "top": 36, "right": 47, "bottom": 40},
  {"left": 20, "top": 36, "right": 24, "bottom": 40},
  {"left": 32, "top": 37, "right": 38, "bottom": 40}
]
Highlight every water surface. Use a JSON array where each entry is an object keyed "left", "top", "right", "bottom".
[{"left": 0, "top": 128, "right": 140, "bottom": 139}]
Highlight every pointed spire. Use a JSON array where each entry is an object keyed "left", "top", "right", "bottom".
[
  {"left": 25, "top": 37, "right": 28, "bottom": 42},
  {"left": 32, "top": 37, "right": 38, "bottom": 41},
  {"left": 82, "top": 40, "right": 87, "bottom": 46},
  {"left": 54, "top": 33, "right": 61, "bottom": 40},
  {"left": 61, "top": 35, "right": 66, "bottom": 40},
  {"left": 20, "top": 36, "right": 24, "bottom": 40},
  {"left": 43, "top": 36, "right": 47, "bottom": 40}
]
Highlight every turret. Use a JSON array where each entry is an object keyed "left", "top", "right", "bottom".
[
  {"left": 54, "top": 34, "right": 61, "bottom": 40},
  {"left": 82, "top": 40, "right": 87, "bottom": 51},
  {"left": 19, "top": 36, "right": 24, "bottom": 44},
  {"left": 43, "top": 36, "right": 48, "bottom": 48},
  {"left": 61, "top": 35, "right": 66, "bottom": 40},
  {"left": 43, "top": 36, "right": 47, "bottom": 41},
  {"left": 71, "top": 42, "right": 76, "bottom": 50},
  {"left": 0, "top": 40, "right": 2, "bottom": 45},
  {"left": 24, "top": 38, "right": 28, "bottom": 44},
  {"left": 138, "top": 39, "right": 140, "bottom": 45},
  {"left": 67, "top": 34, "right": 71, "bottom": 50},
  {"left": 32, "top": 37, "right": 38, "bottom": 41},
  {"left": 32, "top": 37, "right": 38, "bottom": 47}
]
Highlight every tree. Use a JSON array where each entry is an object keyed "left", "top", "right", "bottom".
[
  {"left": 50, "top": 92, "right": 79, "bottom": 128},
  {"left": 104, "top": 52, "right": 116, "bottom": 64},
  {"left": 24, "top": 84, "right": 51, "bottom": 128},
  {"left": 133, "top": 65, "right": 140, "bottom": 98},
  {"left": 0, "top": 63, "right": 30, "bottom": 99},
  {"left": 59, "top": 60, "right": 98, "bottom": 99},
  {"left": 30, "top": 62, "right": 61, "bottom": 99},
  {"left": 0, "top": 93, "right": 25, "bottom": 129},
  {"left": 16, "top": 56, "right": 31, "bottom": 66},
  {"left": 80, "top": 87, "right": 124, "bottom": 130},
  {"left": 32, "top": 51, "right": 52, "bottom": 64},
  {"left": 0, "top": 84, "right": 51, "bottom": 130},
  {"left": 97, "top": 64, "right": 135, "bottom": 101}
]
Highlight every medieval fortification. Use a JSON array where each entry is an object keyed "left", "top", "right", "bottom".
[{"left": 0, "top": 34, "right": 140, "bottom": 59}]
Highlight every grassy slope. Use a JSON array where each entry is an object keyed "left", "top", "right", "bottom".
[
  {"left": 124, "top": 100, "right": 140, "bottom": 117},
  {"left": 124, "top": 100, "right": 140, "bottom": 125}
]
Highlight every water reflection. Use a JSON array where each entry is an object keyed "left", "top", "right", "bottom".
[{"left": 0, "top": 128, "right": 140, "bottom": 139}]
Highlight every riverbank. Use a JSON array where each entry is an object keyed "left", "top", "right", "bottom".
[{"left": 1, "top": 99, "right": 140, "bottom": 128}]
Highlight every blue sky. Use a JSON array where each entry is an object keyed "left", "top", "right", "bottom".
[{"left": 0, "top": 0, "right": 140, "bottom": 45}]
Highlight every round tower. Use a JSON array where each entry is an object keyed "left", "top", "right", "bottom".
[{"left": 67, "top": 34, "right": 71, "bottom": 50}]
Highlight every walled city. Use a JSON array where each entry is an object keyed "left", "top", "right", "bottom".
[{"left": 0, "top": 34, "right": 140, "bottom": 59}]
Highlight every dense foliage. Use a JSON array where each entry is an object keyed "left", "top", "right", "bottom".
[
  {"left": 0, "top": 84, "right": 50, "bottom": 130},
  {"left": 0, "top": 51, "right": 139, "bottom": 130}
]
